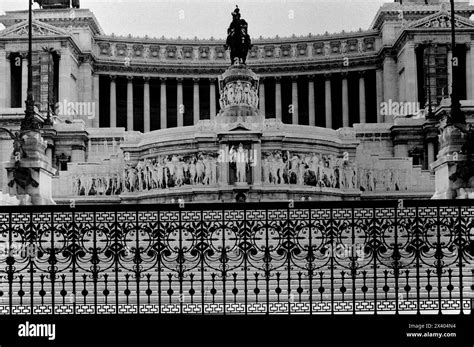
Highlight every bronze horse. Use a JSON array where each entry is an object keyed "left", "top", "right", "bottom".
[{"left": 224, "top": 7, "right": 252, "bottom": 65}]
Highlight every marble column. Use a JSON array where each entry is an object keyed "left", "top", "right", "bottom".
[
  {"left": 143, "top": 77, "right": 150, "bottom": 132},
  {"left": 252, "top": 142, "right": 262, "bottom": 185},
  {"left": 404, "top": 43, "right": 418, "bottom": 104},
  {"left": 383, "top": 54, "right": 398, "bottom": 122},
  {"left": 376, "top": 67, "right": 384, "bottom": 123},
  {"left": 193, "top": 78, "right": 200, "bottom": 125},
  {"left": 308, "top": 75, "right": 315, "bottom": 126},
  {"left": 45, "top": 145, "right": 53, "bottom": 165},
  {"left": 21, "top": 54, "right": 28, "bottom": 107},
  {"left": 427, "top": 141, "right": 435, "bottom": 168},
  {"left": 109, "top": 75, "right": 117, "bottom": 128},
  {"left": 58, "top": 50, "right": 72, "bottom": 105},
  {"left": 0, "top": 51, "right": 9, "bottom": 109},
  {"left": 127, "top": 76, "right": 134, "bottom": 131},
  {"left": 342, "top": 72, "right": 349, "bottom": 127},
  {"left": 275, "top": 77, "right": 282, "bottom": 121},
  {"left": 259, "top": 77, "right": 265, "bottom": 116},
  {"left": 5, "top": 54, "right": 11, "bottom": 109},
  {"left": 291, "top": 76, "right": 299, "bottom": 125},
  {"left": 210, "top": 78, "right": 216, "bottom": 119},
  {"left": 92, "top": 73, "right": 100, "bottom": 127},
  {"left": 359, "top": 71, "right": 366, "bottom": 124},
  {"left": 466, "top": 44, "right": 473, "bottom": 100},
  {"left": 160, "top": 78, "right": 167, "bottom": 129},
  {"left": 447, "top": 47, "right": 453, "bottom": 96},
  {"left": 177, "top": 77, "right": 184, "bottom": 127},
  {"left": 325, "top": 74, "right": 332, "bottom": 129},
  {"left": 219, "top": 143, "right": 229, "bottom": 186}
]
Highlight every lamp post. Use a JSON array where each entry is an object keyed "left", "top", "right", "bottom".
[
  {"left": 20, "top": 0, "right": 42, "bottom": 131},
  {"left": 448, "top": 0, "right": 465, "bottom": 125}
]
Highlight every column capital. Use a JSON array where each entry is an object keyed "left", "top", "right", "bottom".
[
  {"left": 160, "top": 77, "right": 167, "bottom": 82},
  {"left": 307, "top": 74, "right": 315, "bottom": 80},
  {"left": 110, "top": 75, "right": 117, "bottom": 81},
  {"left": 358, "top": 70, "right": 366, "bottom": 77},
  {"left": 143, "top": 76, "right": 150, "bottom": 83},
  {"left": 324, "top": 73, "right": 331, "bottom": 80},
  {"left": 274, "top": 76, "right": 282, "bottom": 82},
  {"left": 290, "top": 75, "right": 298, "bottom": 81},
  {"left": 341, "top": 71, "right": 349, "bottom": 78},
  {"left": 126, "top": 75, "right": 134, "bottom": 81},
  {"left": 176, "top": 77, "right": 184, "bottom": 82},
  {"left": 209, "top": 77, "right": 217, "bottom": 83}
]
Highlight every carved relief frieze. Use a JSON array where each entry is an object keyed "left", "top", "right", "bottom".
[
  {"left": 364, "top": 37, "right": 375, "bottom": 51},
  {"left": 330, "top": 41, "right": 341, "bottom": 54},
  {"left": 115, "top": 43, "right": 128, "bottom": 56},
  {"left": 249, "top": 45, "right": 259, "bottom": 59},
  {"left": 149, "top": 45, "right": 160, "bottom": 58},
  {"left": 296, "top": 43, "right": 307, "bottom": 57},
  {"left": 264, "top": 45, "right": 274, "bottom": 58},
  {"left": 133, "top": 44, "right": 144, "bottom": 57},
  {"left": 166, "top": 45, "right": 177, "bottom": 59},
  {"left": 215, "top": 46, "right": 226, "bottom": 59},
  {"left": 182, "top": 46, "right": 194, "bottom": 59},
  {"left": 313, "top": 42, "right": 324, "bottom": 56},
  {"left": 280, "top": 44, "right": 292, "bottom": 58},
  {"left": 347, "top": 39, "right": 358, "bottom": 53},
  {"left": 98, "top": 42, "right": 111, "bottom": 56},
  {"left": 199, "top": 46, "right": 210, "bottom": 59}
]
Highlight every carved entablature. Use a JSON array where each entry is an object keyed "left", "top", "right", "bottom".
[
  {"left": 296, "top": 43, "right": 307, "bottom": 57},
  {"left": 92, "top": 32, "right": 379, "bottom": 67},
  {"left": 98, "top": 42, "right": 111, "bottom": 56}
]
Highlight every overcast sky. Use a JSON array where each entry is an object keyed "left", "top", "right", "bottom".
[{"left": 1, "top": 0, "right": 473, "bottom": 39}]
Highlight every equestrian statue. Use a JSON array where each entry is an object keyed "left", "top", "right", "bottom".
[{"left": 224, "top": 6, "right": 252, "bottom": 65}]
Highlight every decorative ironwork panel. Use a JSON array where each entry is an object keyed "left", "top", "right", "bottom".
[{"left": 0, "top": 201, "right": 473, "bottom": 315}]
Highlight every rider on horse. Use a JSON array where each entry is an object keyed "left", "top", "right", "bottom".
[{"left": 224, "top": 6, "right": 252, "bottom": 65}]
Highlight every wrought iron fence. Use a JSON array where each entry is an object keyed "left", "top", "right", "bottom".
[{"left": 0, "top": 200, "right": 473, "bottom": 315}]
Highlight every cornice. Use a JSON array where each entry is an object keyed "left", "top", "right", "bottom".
[{"left": 92, "top": 54, "right": 380, "bottom": 77}]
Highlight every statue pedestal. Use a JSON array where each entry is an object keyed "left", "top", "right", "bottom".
[
  {"left": 3, "top": 131, "right": 56, "bottom": 205},
  {"left": 431, "top": 156, "right": 462, "bottom": 199},
  {"left": 234, "top": 182, "right": 249, "bottom": 189},
  {"left": 431, "top": 123, "right": 473, "bottom": 199}
]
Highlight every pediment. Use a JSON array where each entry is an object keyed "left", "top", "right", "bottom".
[
  {"left": 229, "top": 124, "right": 251, "bottom": 131},
  {"left": 0, "top": 20, "right": 67, "bottom": 38},
  {"left": 409, "top": 10, "right": 474, "bottom": 29}
]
